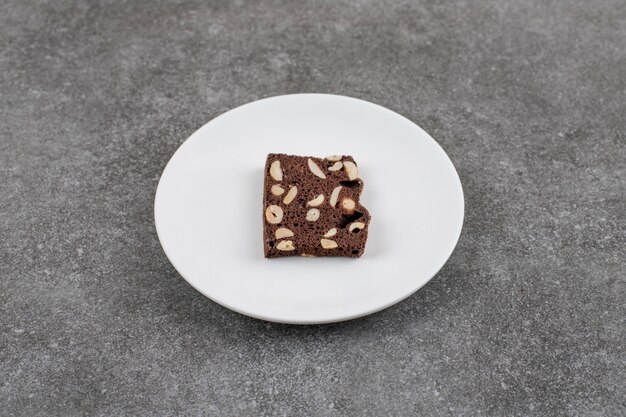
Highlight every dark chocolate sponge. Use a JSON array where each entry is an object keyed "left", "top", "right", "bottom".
[{"left": 263, "top": 153, "right": 371, "bottom": 258}]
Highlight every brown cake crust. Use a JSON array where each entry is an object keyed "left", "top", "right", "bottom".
[{"left": 263, "top": 153, "right": 371, "bottom": 258}]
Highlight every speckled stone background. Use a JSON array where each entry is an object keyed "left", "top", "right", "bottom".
[{"left": 1, "top": 0, "right": 624, "bottom": 416}]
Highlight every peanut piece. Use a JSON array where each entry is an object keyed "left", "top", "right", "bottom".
[
  {"left": 269, "top": 160, "right": 283, "bottom": 181},
  {"left": 320, "top": 239, "right": 338, "bottom": 249},
  {"left": 265, "top": 205, "right": 283, "bottom": 224},
  {"left": 328, "top": 161, "right": 343, "bottom": 171},
  {"left": 307, "top": 194, "right": 324, "bottom": 207},
  {"left": 283, "top": 186, "right": 297, "bottom": 205},
  {"left": 348, "top": 222, "right": 366, "bottom": 233},
  {"left": 329, "top": 186, "right": 342, "bottom": 207},
  {"left": 275, "top": 227, "right": 294, "bottom": 239},
  {"left": 276, "top": 240, "right": 295, "bottom": 251},
  {"left": 307, "top": 158, "right": 326, "bottom": 179},
  {"left": 306, "top": 208, "right": 320, "bottom": 221},
  {"left": 271, "top": 185, "right": 285, "bottom": 196},
  {"left": 343, "top": 161, "right": 358, "bottom": 180},
  {"left": 341, "top": 198, "right": 356, "bottom": 213}
]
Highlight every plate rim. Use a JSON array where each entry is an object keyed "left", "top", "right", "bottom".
[{"left": 154, "top": 93, "right": 465, "bottom": 324}]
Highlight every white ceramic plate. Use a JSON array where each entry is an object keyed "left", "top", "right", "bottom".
[{"left": 155, "top": 94, "right": 464, "bottom": 324}]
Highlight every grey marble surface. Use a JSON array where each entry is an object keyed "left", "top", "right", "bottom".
[{"left": 1, "top": 0, "right": 624, "bottom": 416}]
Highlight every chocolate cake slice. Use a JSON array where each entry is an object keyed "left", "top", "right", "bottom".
[{"left": 263, "top": 153, "right": 371, "bottom": 258}]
